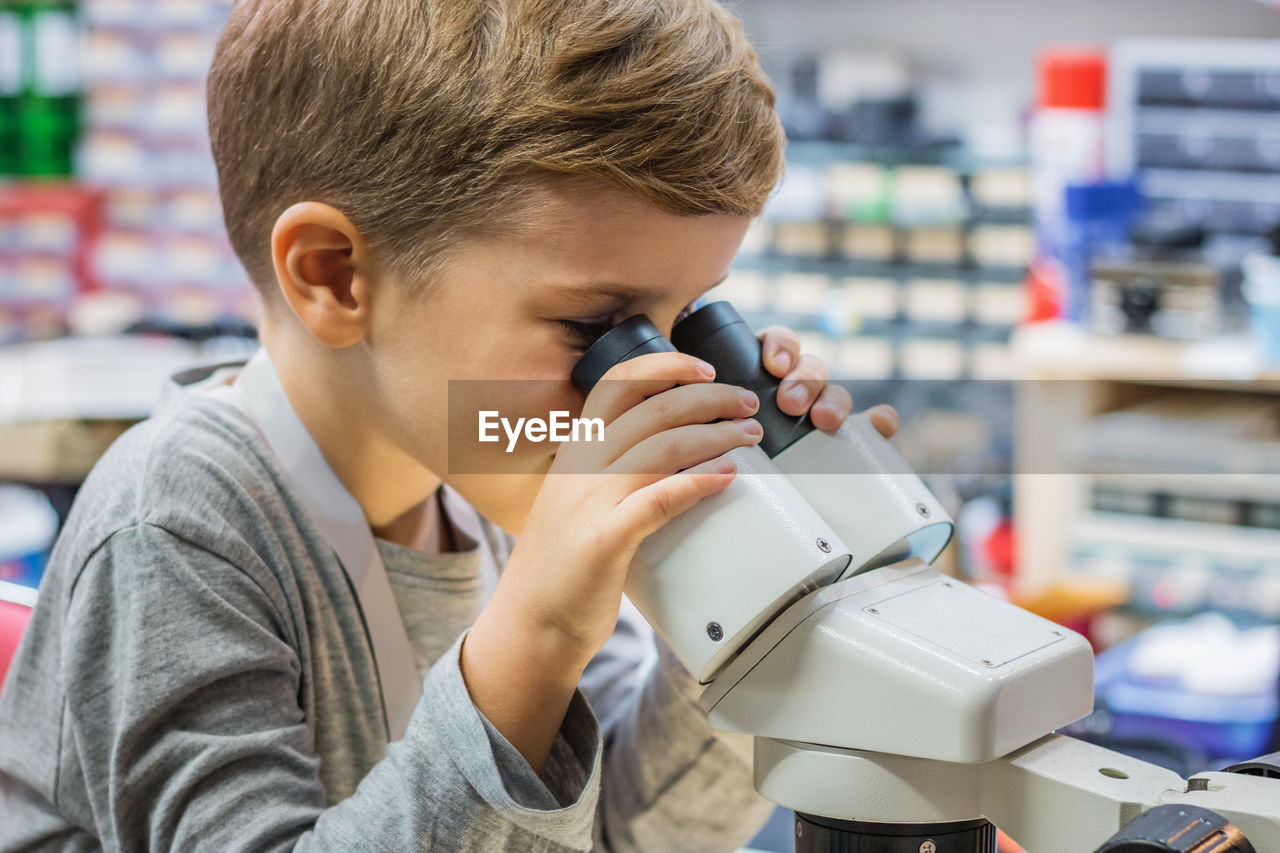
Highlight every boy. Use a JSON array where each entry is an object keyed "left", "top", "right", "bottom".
[{"left": 0, "top": 1, "right": 898, "bottom": 850}]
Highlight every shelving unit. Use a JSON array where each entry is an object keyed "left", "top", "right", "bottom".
[
  {"left": 725, "top": 148, "right": 1034, "bottom": 384},
  {"left": 77, "top": 0, "right": 248, "bottom": 318},
  {"left": 1012, "top": 322, "right": 1280, "bottom": 622}
]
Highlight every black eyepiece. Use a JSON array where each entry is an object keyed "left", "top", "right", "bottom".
[
  {"left": 569, "top": 315, "right": 676, "bottom": 394},
  {"left": 672, "top": 301, "right": 815, "bottom": 457}
]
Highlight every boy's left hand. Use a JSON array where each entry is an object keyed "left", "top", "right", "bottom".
[{"left": 758, "top": 326, "right": 899, "bottom": 438}]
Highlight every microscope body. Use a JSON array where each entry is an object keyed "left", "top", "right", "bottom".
[
  {"left": 570, "top": 302, "right": 1278, "bottom": 852},
  {"left": 571, "top": 302, "right": 1093, "bottom": 762},
  {"left": 699, "top": 557, "right": 1093, "bottom": 763}
]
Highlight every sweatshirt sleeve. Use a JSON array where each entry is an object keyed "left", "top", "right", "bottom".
[
  {"left": 60, "top": 522, "right": 603, "bottom": 852},
  {"left": 581, "top": 599, "right": 776, "bottom": 852}
]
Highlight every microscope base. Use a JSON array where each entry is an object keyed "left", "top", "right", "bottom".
[{"left": 794, "top": 812, "right": 994, "bottom": 853}]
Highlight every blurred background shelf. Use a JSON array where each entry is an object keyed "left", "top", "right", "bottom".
[
  {"left": 1013, "top": 324, "right": 1280, "bottom": 620},
  {"left": 1012, "top": 321, "right": 1280, "bottom": 385}
]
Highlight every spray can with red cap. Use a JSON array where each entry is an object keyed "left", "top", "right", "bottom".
[{"left": 1027, "top": 48, "right": 1109, "bottom": 322}]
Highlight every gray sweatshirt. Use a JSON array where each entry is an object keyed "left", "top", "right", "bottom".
[{"left": 0, "top": 364, "right": 773, "bottom": 851}]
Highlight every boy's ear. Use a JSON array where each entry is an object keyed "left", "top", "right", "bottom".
[{"left": 270, "top": 202, "right": 375, "bottom": 348}]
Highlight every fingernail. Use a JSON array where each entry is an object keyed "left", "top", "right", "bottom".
[
  {"left": 774, "top": 350, "right": 792, "bottom": 373},
  {"left": 694, "top": 358, "right": 716, "bottom": 378},
  {"left": 713, "top": 459, "right": 736, "bottom": 475},
  {"left": 784, "top": 382, "right": 808, "bottom": 406},
  {"left": 814, "top": 402, "right": 839, "bottom": 422},
  {"left": 739, "top": 389, "right": 759, "bottom": 410},
  {"left": 740, "top": 418, "right": 763, "bottom": 437}
]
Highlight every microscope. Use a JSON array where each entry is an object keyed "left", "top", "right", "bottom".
[{"left": 570, "top": 302, "right": 1280, "bottom": 853}]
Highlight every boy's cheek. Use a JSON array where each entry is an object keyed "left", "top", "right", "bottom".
[{"left": 447, "top": 379, "right": 581, "bottom": 474}]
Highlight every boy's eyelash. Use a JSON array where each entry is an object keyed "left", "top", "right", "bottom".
[{"left": 558, "top": 317, "right": 616, "bottom": 349}]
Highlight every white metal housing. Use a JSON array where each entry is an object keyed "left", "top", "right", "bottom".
[
  {"left": 773, "top": 414, "right": 954, "bottom": 576},
  {"left": 701, "top": 562, "right": 1095, "bottom": 763},
  {"left": 630, "top": 444, "right": 851, "bottom": 682}
]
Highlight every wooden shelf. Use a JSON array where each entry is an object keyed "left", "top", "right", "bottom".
[
  {"left": 1009, "top": 323, "right": 1280, "bottom": 596},
  {"left": 1011, "top": 322, "right": 1280, "bottom": 390}
]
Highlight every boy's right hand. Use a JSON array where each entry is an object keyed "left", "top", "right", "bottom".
[{"left": 459, "top": 352, "right": 762, "bottom": 770}]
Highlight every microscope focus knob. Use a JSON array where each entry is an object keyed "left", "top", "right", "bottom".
[{"left": 1092, "top": 804, "right": 1256, "bottom": 853}]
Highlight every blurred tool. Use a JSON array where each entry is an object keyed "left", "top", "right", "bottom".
[{"left": 1089, "top": 258, "right": 1221, "bottom": 338}]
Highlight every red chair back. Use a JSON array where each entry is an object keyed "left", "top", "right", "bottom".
[{"left": 0, "top": 598, "right": 33, "bottom": 691}]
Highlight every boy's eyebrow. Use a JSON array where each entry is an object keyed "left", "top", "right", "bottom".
[
  {"left": 549, "top": 284, "right": 656, "bottom": 305},
  {"left": 548, "top": 275, "right": 729, "bottom": 306}
]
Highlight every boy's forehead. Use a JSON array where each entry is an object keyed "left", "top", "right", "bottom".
[
  {"left": 508, "top": 220, "right": 743, "bottom": 303},
  {"left": 516, "top": 269, "right": 733, "bottom": 321},
  {"left": 465, "top": 175, "right": 747, "bottom": 295}
]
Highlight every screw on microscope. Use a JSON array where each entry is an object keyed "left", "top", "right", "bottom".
[
  {"left": 916, "top": 502, "right": 931, "bottom": 518},
  {"left": 706, "top": 622, "right": 724, "bottom": 642},
  {"left": 817, "top": 537, "right": 831, "bottom": 553}
]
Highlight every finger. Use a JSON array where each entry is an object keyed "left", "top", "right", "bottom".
[
  {"left": 613, "top": 455, "right": 738, "bottom": 545},
  {"left": 776, "top": 353, "right": 828, "bottom": 416},
  {"left": 580, "top": 352, "right": 716, "bottom": 425},
  {"left": 609, "top": 418, "right": 762, "bottom": 478},
  {"left": 863, "top": 404, "right": 900, "bottom": 438},
  {"left": 810, "top": 383, "right": 854, "bottom": 430},
  {"left": 596, "top": 383, "right": 758, "bottom": 467},
  {"left": 758, "top": 326, "right": 801, "bottom": 378}
]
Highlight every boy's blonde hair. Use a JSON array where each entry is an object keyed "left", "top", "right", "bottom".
[{"left": 207, "top": 0, "right": 786, "bottom": 293}]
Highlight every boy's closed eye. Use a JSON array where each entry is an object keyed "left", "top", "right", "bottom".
[
  {"left": 557, "top": 316, "right": 617, "bottom": 351},
  {"left": 556, "top": 301, "right": 699, "bottom": 352}
]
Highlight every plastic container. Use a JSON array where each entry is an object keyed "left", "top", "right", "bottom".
[
  {"left": 0, "top": 486, "right": 58, "bottom": 589},
  {"left": 1093, "top": 617, "right": 1279, "bottom": 761},
  {"left": 1061, "top": 179, "right": 1142, "bottom": 324},
  {"left": 1243, "top": 250, "right": 1280, "bottom": 369}
]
